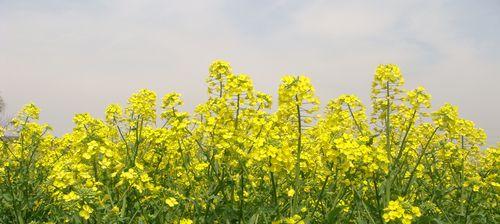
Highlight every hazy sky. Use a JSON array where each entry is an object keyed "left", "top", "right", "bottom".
[{"left": 1, "top": 0, "right": 499, "bottom": 143}]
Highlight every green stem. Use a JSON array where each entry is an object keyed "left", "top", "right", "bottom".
[
  {"left": 307, "top": 175, "right": 330, "bottom": 221},
  {"left": 384, "top": 81, "right": 392, "bottom": 205},
  {"left": 347, "top": 104, "right": 363, "bottom": 135},
  {"left": 292, "top": 94, "right": 303, "bottom": 215},
  {"left": 403, "top": 127, "right": 438, "bottom": 195},
  {"left": 393, "top": 109, "right": 417, "bottom": 168},
  {"left": 270, "top": 168, "right": 280, "bottom": 218}
]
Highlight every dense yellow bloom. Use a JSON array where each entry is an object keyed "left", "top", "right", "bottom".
[
  {"left": 406, "top": 86, "right": 431, "bottom": 109},
  {"left": 278, "top": 75, "right": 320, "bottom": 108},
  {"left": 383, "top": 197, "right": 421, "bottom": 224},
  {"left": 0, "top": 60, "right": 497, "bottom": 223},
  {"left": 374, "top": 64, "right": 404, "bottom": 86},
  {"left": 21, "top": 103, "right": 41, "bottom": 119},
  {"left": 209, "top": 59, "right": 232, "bottom": 80},
  {"left": 126, "top": 89, "right": 157, "bottom": 122},
  {"left": 105, "top": 103, "right": 122, "bottom": 123},
  {"left": 121, "top": 168, "right": 137, "bottom": 180}
]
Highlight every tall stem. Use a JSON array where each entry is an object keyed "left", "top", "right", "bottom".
[
  {"left": 403, "top": 127, "right": 438, "bottom": 195},
  {"left": 235, "top": 94, "right": 244, "bottom": 222},
  {"left": 384, "top": 81, "right": 392, "bottom": 205},
  {"left": 385, "top": 81, "right": 391, "bottom": 160},
  {"left": 293, "top": 94, "right": 302, "bottom": 215},
  {"left": 347, "top": 104, "right": 363, "bottom": 135},
  {"left": 270, "top": 168, "right": 280, "bottom": 218}
]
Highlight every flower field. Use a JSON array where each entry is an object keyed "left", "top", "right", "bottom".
[{"left": 0, "top": 60, "right": 498, "bottom": 223}]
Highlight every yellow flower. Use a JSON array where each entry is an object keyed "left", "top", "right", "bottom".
[
  {"left": 79, "top": 204, "right": 93, "bottom": 220},
  {"left": 140, "top": 173, "right": 151, "bottom": 183},
  {"left": 121, "top": 168, "right": 137, "bottom": 180},
  {"left": 209, "top": 59, "right": 232, "bottom": 80},
  {"left": 111, "top": 206, "right": 120, "bottom": 213},
  {"left": 374, "top": 64, "right": 404, "bottom": 85},
  {"left": 473, "top": 185, "right": 480, "bottom": 192},
  {"left": 105, "top": 103, "right": 122, "bottom": 123},
  {"left": 82, "top": 153, "right": 92, "bottom": 160},
  {"left": 180, "top": 218, "right": 193, "bottom": 224},
  {"left": 21, "top": 103, "right": 41, "bottom": 119},
  {"left": 411, "top": 206, "right": 422, "bottom": 217},
  {"left": 63, "top": 191, "right": 80, "bottom": 202},
  {"left": 402, "top": 213, "right": 413, "bottom": 224},
  {"left": 165, "top": 197, "right": 179, "bottom": 207},
  {"left": 287, "top": 188, "right": 295, "bottom": 197},
  {"left": 383, "top": 198, "right": 421, "bottom": 223},
  {"left": 162, "top": 92, "right": 183, "bottom": 108},
  {"left": 406, "top": 87, "right": 431, "bottom": 109},
  {"left": 126, "top": 89, "right": 157, "bottom": 122},
  {"left": 194, "top": 162, "right": 209, "bottom": 171}
]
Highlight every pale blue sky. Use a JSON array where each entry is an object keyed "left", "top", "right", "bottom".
[{"left": 1, "top": 0, "right": 499, "bottom": 143}]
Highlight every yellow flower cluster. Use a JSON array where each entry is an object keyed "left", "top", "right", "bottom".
[
  {"left": 0, "top": 60, "right": 497, "bottom": 223},
  {"left": 127, "top": 89, "right": 157, "bottom": 122},
  {"left": 383, "top": 197, "right": 421, "bottom": 224}
]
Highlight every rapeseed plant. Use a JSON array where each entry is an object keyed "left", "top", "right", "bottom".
[{"left": 0, "top": 60, "right": 497, "bottom": 223}]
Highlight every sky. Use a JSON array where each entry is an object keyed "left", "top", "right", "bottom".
[{"left": 0, "top": 0, "right": 499, "bottom": 143}]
